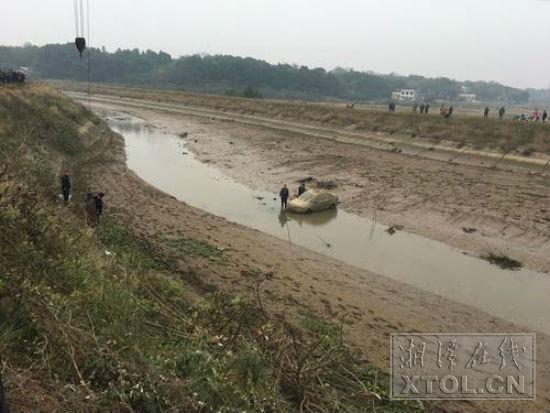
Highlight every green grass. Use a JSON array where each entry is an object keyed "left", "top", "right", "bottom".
[
  {"left": 155, "top": 232, "right": 224, "bottom": 260},
  {"left": 99, "top": 223, "right": 161, "bottom": 270}
]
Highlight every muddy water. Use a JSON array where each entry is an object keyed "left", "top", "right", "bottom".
[{"left": 110, "top": 118, "right": 550, "bottom": 334}]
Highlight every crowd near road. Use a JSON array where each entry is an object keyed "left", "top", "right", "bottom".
[{"left": 0, "top": 69, "right": 26, "bottom": 84}]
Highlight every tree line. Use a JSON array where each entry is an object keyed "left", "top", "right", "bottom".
[{"left": 0, "top": 43, "right": 531, "bottom": 104}]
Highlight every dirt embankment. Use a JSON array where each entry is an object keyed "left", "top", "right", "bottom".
[
  {"left": 58, "top": 81, "right": 550, "bottom": 158},
  {"left": 80, "top": 99, "right": 550, "bottom": 412}
]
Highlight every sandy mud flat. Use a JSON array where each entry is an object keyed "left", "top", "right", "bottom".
[
  {"left": 71, "top": 92, "right": 550, "bottom": 274},
  {"left": 75, "top": 94, "right": 550, "bottom": 413}
]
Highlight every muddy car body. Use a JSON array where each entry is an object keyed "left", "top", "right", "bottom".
[{"left": 287, "top": 190, "right": 338, "bottom": 214}]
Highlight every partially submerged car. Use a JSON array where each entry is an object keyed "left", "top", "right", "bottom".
[{"left": 287, "top": 190, "right": 338, "bottom": 214}]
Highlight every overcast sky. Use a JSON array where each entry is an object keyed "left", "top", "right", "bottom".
[{"left": 2, "top": 0, "right": 549, "bottom": 89}]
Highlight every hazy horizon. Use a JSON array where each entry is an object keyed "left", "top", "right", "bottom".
[{"left": 2, "top": 0, "right": 549, "bottom": 89}]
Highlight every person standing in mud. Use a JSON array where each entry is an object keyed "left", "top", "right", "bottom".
[
  {"left": 499, "top": 106, "right": 506, "bottom": 120},
  {"left": 543, "top": 110, "right": 548, "bottom": 122},
  {"left": 61, "top": 170, "right": 71, "bottom": 204},
  {"left": 425, "top": 104, "right": 430, "bottom": 114},
  {"left": 420, "top": 103, "right": 425, "bottom": 114},
  {"left": 484, "top": 107, "right": 490, "bottom": 118},
  {"left": 279, "top": 184, "right": 289, "bottom": 210}
]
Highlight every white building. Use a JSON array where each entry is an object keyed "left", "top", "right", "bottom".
[
  {"left": 459, "top": 86, "right": 476, "bottom": 102},
  {"left": 391, "top": 89, "right": 419, "bottom": 102},
  {"left": 459, "top": 93, "right": 477, "bottom": 102}
]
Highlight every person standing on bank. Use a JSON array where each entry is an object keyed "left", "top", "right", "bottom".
[
  {"left": 279, "top": 184, "right": 289, "bottom": 210},
  {"left": 61, "top": 170, "right": 71, "bottom": 204},
  {"left": 93, "top": 192, "right": 105, "bottom": 224}
]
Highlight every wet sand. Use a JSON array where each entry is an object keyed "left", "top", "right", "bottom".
[
  {"left": 71, "top": 92, "right": 550, "bottom": 274},
  {"left": 111, "top": 118, "right": 550, "bottom": 335}
]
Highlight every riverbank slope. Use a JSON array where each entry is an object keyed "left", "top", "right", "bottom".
[{"left": 0, "top": 84, "right": 429, "bottom": 412}]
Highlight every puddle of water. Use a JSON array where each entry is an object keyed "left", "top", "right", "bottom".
[{"left": 110, "top": 119, "right": 550, "bottom": 334}]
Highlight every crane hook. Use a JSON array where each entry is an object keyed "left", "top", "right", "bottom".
[
  {"left": 73, "top": 0, "right": 88, "bottom": 58},
  {"left": 75, "top": 37, "right": 86, "bottom": 58}
]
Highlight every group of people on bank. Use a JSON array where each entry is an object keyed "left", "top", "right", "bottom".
[
  {"left": 388, "top": 101, "right": 431, "bottom": 115},
  {"left": 387, "top": 101, "right": 548, "bottom": 123},
  {"left": 483, "top": 106, "right": 507, "bottom": 119},
  {"left": 484, "top": 106, "right": 548, "bottom": 122},
  {"left": 0, "top": 69, "right": 26, "bottom": 84},
  {"left": 60, "top": 170, "right": 105, "bottom": 225}
]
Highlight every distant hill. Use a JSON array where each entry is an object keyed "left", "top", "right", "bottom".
[{"left": 0, "top": 43, "right": 530, "bottom": 104}]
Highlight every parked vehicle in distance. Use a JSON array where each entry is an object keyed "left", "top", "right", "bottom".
[{"left": 287, "top": 190, "right": 338, "bottom": 214}]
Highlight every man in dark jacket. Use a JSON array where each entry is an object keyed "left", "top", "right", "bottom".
[
  {"left": 93, "top": 192, "right": 105, "bottom": 223},
  {"left": 484, "top": 107, "right": 490, "bottom": 118},
  {"left": 543, "top": 110, "right": 548, "bottom": 122},
  {"left": 61, "top": 170, "right": 71, "bottom": 203},
  {"left": 279, "top": 184, "right": 289, "bottom": 210}
]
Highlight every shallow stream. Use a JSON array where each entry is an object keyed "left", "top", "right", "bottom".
[{"left": 109, "top": 117, "right": 550, "bottom": 334}]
